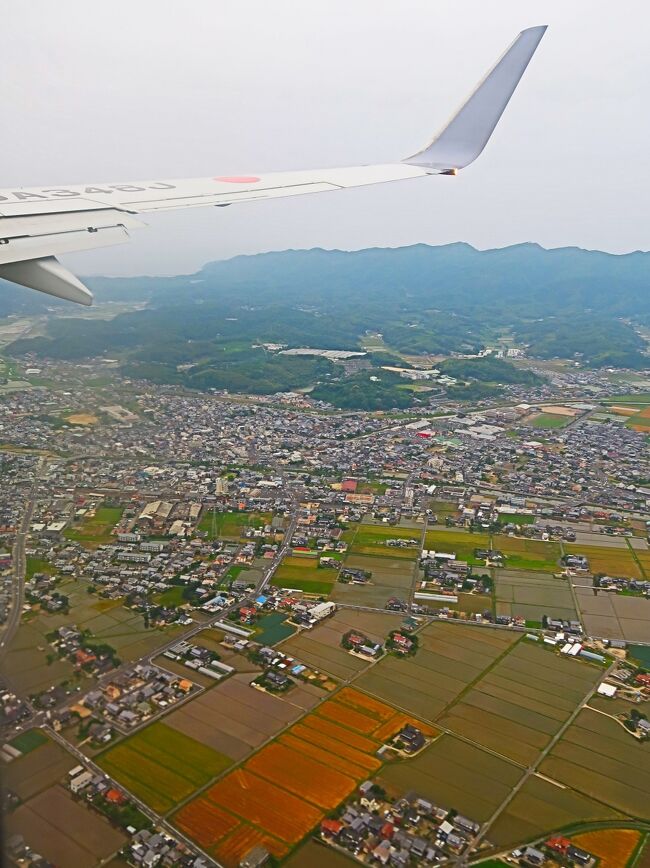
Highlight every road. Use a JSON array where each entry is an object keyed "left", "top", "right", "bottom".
[
  {"left": 462, "top": 660, "right": 617, "bottom": 863},
  {"left": 45, "top": 725, "right": 221, "bottom": 868},
  {"left": 0, "top": 488, "right": 37, "bottom": 657}
]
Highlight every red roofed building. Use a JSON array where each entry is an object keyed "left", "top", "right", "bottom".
[
  {"left": 380, "top": 822, "right": 395, "bottom": 839},
  {"left": 321, "top": 819, "right": 343, "bottom": 838},
  {"left": 74, "top": 649, "right": 97, "bottom": 667},
  {"left": 105, "top": 788, "right": 127, "bottom": 805},
  {"left": 546, "top": 837, "right": 571, "bottom": 855},
  {"left": 341, "top": 478, "right": 358, "bottom": 493},
  {"left": 635, "top": 674, "right": 650, "bottom": 687}
]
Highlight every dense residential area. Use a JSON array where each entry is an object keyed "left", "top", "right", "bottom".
[{"left": 0, "top": 344, "right": 649, "bottom": 868}]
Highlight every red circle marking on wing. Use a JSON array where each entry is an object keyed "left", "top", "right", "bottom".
[{"left": 214, "top": 176, "right": 261, "bottom": 183}]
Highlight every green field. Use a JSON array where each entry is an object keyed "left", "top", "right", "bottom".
[
  {"left": 531, "top": 412, "right": 571, "bottom": 429},
  {"left": 496, "top": 513, "right": 535, "bottom": 525},
  {"left": 98, "top": 722, "right": 232, "bottom": 813},
  {"left": 424, "top": 529, "right": 491, "bottom": 565},
  {"left": 26, "top": 556, "right": 56, "bottom": 578},
  {"left": 494, "top": 535, "right": 562, "bottom": 572},
  {"left": 64, "top": 506, "right": 124, "bottom": 547},
  {"left": 347, "top": 524, "right": 421, "bottom": 560},
  {"left": 154, "top": 586, "right": 186, "bottom": 607},
  {"left": 9, "top": 729, "right": 48, "bottom": 755},
  {"left": 198, "top": 510, "right": 272, "bottom": 540}
]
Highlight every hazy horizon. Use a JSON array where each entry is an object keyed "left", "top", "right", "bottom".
[{"left": 5, "top": 0, "right": 650, "bottom": 277}]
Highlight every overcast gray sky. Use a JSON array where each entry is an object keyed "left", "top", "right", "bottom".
[{"left": 4, "top": 0, "right": 650, "bottom": 276}]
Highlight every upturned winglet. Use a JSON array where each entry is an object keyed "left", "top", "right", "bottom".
[{"left": 403, "top": 25, "right": 547, "bottom": 172}]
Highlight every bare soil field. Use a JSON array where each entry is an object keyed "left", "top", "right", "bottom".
[
  {"left": 6, "top": 784, "right": 126, "bottom": 868},
  {"left": 538, "top": 708, "right": 650, "bottom": 819},
  {"left": 4, "top": 737, "right": 76, "bottom": 800},
  {"left": 487, "top": 775, "right": 625, "bottom": 848},
  {"left": 278, "top": 610, "right": 401, "bottom": 680},
  {"left": 331, "top": 553, "right": 416, "bottom": 607},
  {"left": 355, "top": 621, "right": 518, "bottom": 722},
  {"left": 437, "top": 640, "right": 600, "bottom": 766},
  {"left": 495, "top": 570, "right": 577, "bottom": 622},
  {"left": 380, "top": 734, "right": 523, "bottom": 824},
  {"left": 165, "top": 673, "right": 308, "bottom": 759},
  {"left": 574, "top": 586, "right": 650, "bottom": 641}
]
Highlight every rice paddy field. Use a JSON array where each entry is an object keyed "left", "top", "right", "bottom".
[
  {"left": 565, "top": 543, "right": 642, "bottom": 578},
  {"left": 346, "top": 523, "right": 421, "bottom": 560},
  {"left": 570, "top": 829, "right": 642, "bottom": 868},
  {"left": 495, "top": 570, "right": 578, "bottom": 623},
  {"left": 331, "top": 553, "right": 416, "bottom": 607},
  {"left": 355, "top": 621, "right": 519, "bottom": 721},
  {"left": 436, "top": 640, "right": 601, "bottom": 766},
  {"left": 424, "top": 528, "right": 491, "bottom": 565},
  {"left": 538, "top": 707, "right": 650, "bottom": 819},
  {"left": 97, "top": 722, "right": 232, "bottom": 813},
  {"left": 493, "top": 535, "right": 562, "bottom": 572},
  {"left": 174, "top": 687, "right": 436, "bottom": 866},
  {"left": 274, "top": 555, "right": 336, "bottom": 595},
  {"left": 279, "top": 610, "right": 403, "bottom": 680},
  {"left": 380, "top": 734, "right": 523, "bottom": 823},
  {"left": 487, "top": 775, "right": 625, "bottom": 848},
  {"left": 574, "top": 585, "right": 650, "bottom": 642}
]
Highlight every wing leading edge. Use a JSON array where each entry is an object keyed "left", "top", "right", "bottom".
[{"left": 0, "top": 26, "right": 546, "bottom": 305}]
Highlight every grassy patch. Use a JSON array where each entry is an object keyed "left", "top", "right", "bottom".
[
  {"left": 198, "top": 510, "right": 271, "bottom": 540},
  {"left": 154, "top": 586, "right": 186, "bottom": 607},
  {"left": 274, "top": 578, "right": 334, "bottom": 595},
  {"left": 26, "top": 556, "right": 55, "bottom": 578},
  {"left": 9, "top": 729, "right": 48, "bottom": 754},
  {"left": 64, "top": 506, "right": 124, "bottom": 547},
  {"left": 530, "top": 412, "right": 571, "bottom": 429}
]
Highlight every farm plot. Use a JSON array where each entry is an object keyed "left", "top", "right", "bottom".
[
  {"left": 495, "top": 570, "right": 577, "bottom": 623},
  {"left": 565, "top": 543, "right": 642, "bottom": 578},
  {"left": 570, "top": 829, "right": 641, "bottom": 868},
  {"left": 97, "top": 722, "right": 232, "bottom": 814},
  {"left": 487, "top": 774, "right": 626, "bottom": 849},
  {"left": 538, "top": 707, "right": 650, "bottom": 819},
  {"left": 380, "top": 734, "right": 523, "bottom": 824},
  {"left": 493, "top": 535, "right": 561, "bottom": 572},
  {"left": 348, "top": 524, "right": 421, "bottom": 560},
  {"left": 437, "top": 640, "right": 601, "bottom": 766},
  {"left": 279, "top": 610, "right": 402, "bottom": 680},
  {"left": 574, "top": 586, "right": 650, "bottom": 642},
  {"left": 331, "top": 553, "right": 416, "bottom": 608},
  {"left": 174, "top": 687, "right": 432, "bottom": 859},
  {"left": 164, "top": 673, "right": 309, "bottom": 760},
  {"left": 4, "top": 736, "right": 76, "bottom": 801},
  {"left": 274, "top": 555, "right": 335, "bottom": 596},
  {"left": 424, "top": 528, "right": 491, "bottom": 565},
  {"left": 355, "top": 621, "right": 518, "bottom": 722},
  {"left": 6, "top": 784, "right": 126, "bottom": 868}
]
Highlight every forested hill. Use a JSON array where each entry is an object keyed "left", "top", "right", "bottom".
[{"left": 4, "top": 242, "right": 650, "bottom": 371}]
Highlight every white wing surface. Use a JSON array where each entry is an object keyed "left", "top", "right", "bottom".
[{"left": 0, "top": 26, "right": 546, "bottom": 305}]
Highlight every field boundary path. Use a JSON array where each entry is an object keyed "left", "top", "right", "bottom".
[{"left": 463, "top": 660, "right": 617, "bottom": 863}]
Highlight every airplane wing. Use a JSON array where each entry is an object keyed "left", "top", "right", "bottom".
[{"left": 0, "top": 25, "right": 546, "bottom": 305}]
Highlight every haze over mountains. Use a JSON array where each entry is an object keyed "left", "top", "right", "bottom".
[{"left": 5, "top": 243, "right": 650, "bottom": 396}]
